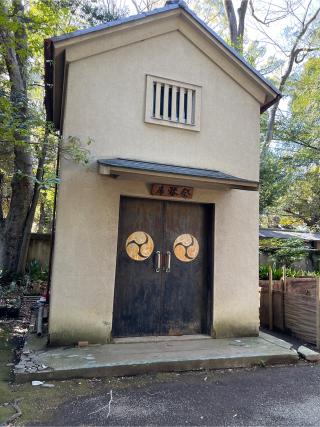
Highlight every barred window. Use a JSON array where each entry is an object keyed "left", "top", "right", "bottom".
[{"left": 145, "top": 75, "right": 201, "bottom": 131}]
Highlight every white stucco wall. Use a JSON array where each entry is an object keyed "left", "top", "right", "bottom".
[{"left": 49, "top": 29, "right": 260, "bottom": 344}]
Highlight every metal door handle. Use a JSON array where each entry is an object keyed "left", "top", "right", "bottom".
[
  {"left": 155, "top": 251, "right": 161, "bottom": 272},
  {"left": 165, "top": 251, "right": 171, "bottom": 273}
]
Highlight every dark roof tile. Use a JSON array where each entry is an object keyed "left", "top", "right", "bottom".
[{"left": 98, "top": 158, "right": 258, "bottom": 189}]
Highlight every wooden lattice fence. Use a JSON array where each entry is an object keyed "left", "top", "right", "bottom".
[{"left": 260, "top": 276, "right": 320, "bottom": 346}]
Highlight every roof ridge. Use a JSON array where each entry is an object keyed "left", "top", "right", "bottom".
[{"left": 47, "top": 2, "right": 280, "bottom": 97}]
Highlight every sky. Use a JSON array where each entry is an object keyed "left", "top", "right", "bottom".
[
  {"left": 121, "top": 0, "right": 319, "bottom": 121},
  {"left": 123, "top": 0, "right": 319, "bottom": 82}
]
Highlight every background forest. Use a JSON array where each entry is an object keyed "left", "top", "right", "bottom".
[{"left": 0, "top": 0, "right": 319, "bottom": 275}]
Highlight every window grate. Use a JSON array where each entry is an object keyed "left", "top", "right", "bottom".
[
  {"left": 152, "top": 82, "right": 195, "bottom": 124},
  {"left": 145, "top": 75, "right": 201, "bottom": 131}
]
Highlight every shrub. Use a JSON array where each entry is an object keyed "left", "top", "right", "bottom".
[{"left": 259, "top": 265, "right": 320, "bottom": 280}]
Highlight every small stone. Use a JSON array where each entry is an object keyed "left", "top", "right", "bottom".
[
  {"left": 37, "top": 364, "right": 48, "bottom": 371},
  {"left": 15, "top": 365, "right": 25, "bottom": 371},
  {"left": 32, "top": 380, "right": 44, "bottom": 386},
  {"left": 298, "top": 345, "right": 320, "bottom": 362},
  {"left": 78, "top": 341, "right": 89, "bottom": 347}
]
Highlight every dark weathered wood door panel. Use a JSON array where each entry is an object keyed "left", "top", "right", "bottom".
[
  {"left": 112, "top": 197, "right": 164, "bottom": 337},
  {"left": 161, "top": 202, "right": 210, "bottom": 335},
  {"left": 113, "top": 197, "right": 212, "bottom": 338}
]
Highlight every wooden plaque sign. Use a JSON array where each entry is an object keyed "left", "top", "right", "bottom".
[{"left": 151, "top": 183, "right": 193, "bottom": 199}]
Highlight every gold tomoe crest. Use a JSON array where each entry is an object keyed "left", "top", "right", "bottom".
[
  {"left": 173, "top": 234, "right": 199, "bottom": 262},
  {"left": 126, "top": 231, "right": 154, "bottom": 261}
]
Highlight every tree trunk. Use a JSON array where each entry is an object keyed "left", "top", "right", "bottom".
[
  {"left": 223, "top": 0, "right": 248, "bottom": 53},
  {"left": 38, "top": 199, "right": 46, "bottom": 233},
  {"left": 0, "top": 0, "right": 34, "bottom": 273},
  {"left": 0, "top": 172, "right": 4, "bottom": 265},
  {"left": 17, "top": 138, "right": 48, "bottom": 273},
  {"left": 2, "top": 146, "right": 33, "bottom": 272},
  {"left": 224, "top": 0, "right": 238, "bottom": 47}
]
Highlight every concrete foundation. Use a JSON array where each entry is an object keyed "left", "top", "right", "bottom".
[{"left": 15, "top": 333, "right": 298, "bottom": 383}]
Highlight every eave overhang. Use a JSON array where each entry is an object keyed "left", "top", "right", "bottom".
[
  {"left": 98, "top": 159, "right": 259, "bottom": 192},
  {"left": 44, "top": 1, "right": 280, "bottom": 130}
]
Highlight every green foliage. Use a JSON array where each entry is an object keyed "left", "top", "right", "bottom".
[
  {"left": 280, "top": 166, "right": 320, "bottom": 231},
  {"left": 259, "top": 151, "right": 291, "bottom": 213},
  {"left": 61, "top": 136, "right": 92, "bottom": 165},
  {"left": 25, "top": 259, "right": 48, "bottom": 282},
  {"left": 0, "top": 260, "right": 48, "bottom": 298},
  {"left": 0, "top": 0, "right": 80, "bottom": 226},
  {"left": 243, "top": 40, "right": 266, "bottom": 67},
  {"left": 260, "top": 238, "right": 310, "bottom": 267},
  {"left": 0, "top": 0, "right": 127, "bottom": 256},
  {"left": 259, "top": 265, "right": 320, "bottom": 280},
  {"left": 262, "top": 57, "right": 320, "bottom": 229},
  {"left": 73, "top": 0, "right": 129, "bottom": 26},
  {"left": 259, "top": 265, "right": 282, "bottom": 280},
  {"left": 289, "top": 57, "right": 320, "bottom": 151}
]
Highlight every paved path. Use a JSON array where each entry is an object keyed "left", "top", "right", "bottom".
[
  {"left": 16, "top": 333, "right": 297, "bottom": 381},
  {"left": 42, "top": 363, "right": 320, "bottom": 426}
]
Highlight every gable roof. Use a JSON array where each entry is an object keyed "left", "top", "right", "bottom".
[{"left": 44, "top": 0, "right": 281, "bottom": 130}]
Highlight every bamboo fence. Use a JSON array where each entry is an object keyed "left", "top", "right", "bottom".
[{"left": 260, "top": 274, "right": 320, "bottom": 347}]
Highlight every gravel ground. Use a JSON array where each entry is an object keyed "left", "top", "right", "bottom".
[{"left": 38, "top": 363, "right": 320, "bottom": 427}]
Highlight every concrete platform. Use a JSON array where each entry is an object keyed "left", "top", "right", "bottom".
[{"left": 14, "top": 332, "right": 298, "bottom": 383}]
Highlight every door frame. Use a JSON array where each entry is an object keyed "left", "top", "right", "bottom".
[{"left": 112, "top": 195, "right": 215, "bottom": 338}]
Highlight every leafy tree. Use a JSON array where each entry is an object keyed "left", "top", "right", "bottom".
[
  {"left": 280, "top": 166, "right": 320, "bottom": 231},
  {"left": 71, "top": 0, "right": 129, "bottom": 26},
  {"left": 259, "top": 151, "right": 290, "bottom": 214},
  {"left": 277, "top": 57, "right": 320, "bottom": 153},
  {"left": 270, "top": 58, "right": 320, "bottom": 230},
  {"left": 260, "top": 238, "right": 310, "bottom": 268},
  {"left": 0, "top": 0, "right": 125, "bottom": 275}
]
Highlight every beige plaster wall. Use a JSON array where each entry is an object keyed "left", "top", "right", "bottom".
[{"left": 49, "top": 29, "right": 260, "bottom": 344}]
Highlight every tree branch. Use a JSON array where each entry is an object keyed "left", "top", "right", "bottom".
[
  {"left": 272, "top": 139, "right": 320, "bottom": 151},
  {"left": 295, "top": 47, "right": 320, "bottom": 63},
  {"left": 249, "top": 0, "right": 284, "bottom": 25},
  {"left": 130, "top": 0, "right": 140, "bottom": 13},
  {"left": 262, "top": 4, "right": 320, "bottom": 152}
]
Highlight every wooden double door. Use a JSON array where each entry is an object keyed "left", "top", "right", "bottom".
[{"left": 112, "top": 197, "right": 213, "bottom": 337}]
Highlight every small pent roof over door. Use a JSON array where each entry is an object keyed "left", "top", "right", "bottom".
[{"left": 98, "top": 158, "right": 259, "bottom": 191}]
